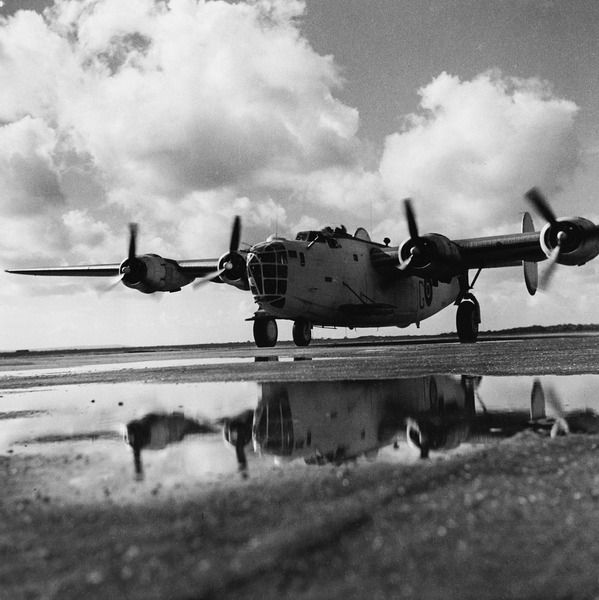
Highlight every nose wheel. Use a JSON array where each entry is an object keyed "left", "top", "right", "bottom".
[
  {"left": 456, "top": 294, "right": 480, "bottom": 343},
  {"left": 292, "top": 319, "right": 312, "bottom": 346},
  {"left": 253, "top": 317, "right": 278, "bottom": 347}
]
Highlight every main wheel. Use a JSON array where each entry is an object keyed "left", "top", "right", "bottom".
[
  {"left": 456, "top": 300, "right": 479, "bottom": 343},
  {"left": 292, "top": 319, "right": 312, "bottom": 346},
  {"left": 253, "top": 318, "right": 278, "bottom": 347}
]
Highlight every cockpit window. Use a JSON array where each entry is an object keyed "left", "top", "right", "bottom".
[{"left": 296, "top": 231, "right": 324, "bottom": 242}]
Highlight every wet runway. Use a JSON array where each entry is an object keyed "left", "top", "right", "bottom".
[
  {"left": 2, "top": 334, "right": 599, "bottom": 495},
  {"left": 5, "top": 334, "right": 599, "bottom": 600}
]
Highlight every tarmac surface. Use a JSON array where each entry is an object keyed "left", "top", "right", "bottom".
[{"left": 2, "top": 333, "right": 599, "bottom": 599}]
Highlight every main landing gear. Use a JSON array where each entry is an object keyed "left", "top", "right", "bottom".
[
  {"left": 253, "top": 318, "right": 278, "bottom": 347},
  {"left": 456, "top": 293, "right": 480, "bottom": 343},
  {"left": 252, "top": 317, "right": 313, "bottom": 347},
  {"left": 292, "top": 319, "right": 312, "bottom": 347}
]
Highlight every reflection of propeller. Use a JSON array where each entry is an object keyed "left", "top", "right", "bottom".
[
  {"left": 193, "top": 216, "right": 243, "bottom": 289},
  {"left": 531, "top": 378, "right": 569, "bottom": 437}
]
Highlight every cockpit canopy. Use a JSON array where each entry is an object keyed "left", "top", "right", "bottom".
[{"left": 295, "top": 225, "right": 352, "bottom": 242}]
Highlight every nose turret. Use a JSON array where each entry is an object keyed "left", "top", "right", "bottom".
[{"left": 247, "top": 241, "right": 288, "bottom": 309}]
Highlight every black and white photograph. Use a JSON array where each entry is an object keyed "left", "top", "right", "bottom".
[{"left": 1, "top": 1, "right": 599, "bottom": 598}]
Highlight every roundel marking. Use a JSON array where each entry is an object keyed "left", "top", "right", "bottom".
[{"left": 424, "top": 279, "right": 433, "bottom": 306}]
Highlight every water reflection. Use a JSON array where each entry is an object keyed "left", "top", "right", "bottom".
[
  {"left": 119, "top": 376, "right": 599, "bottom": 480},
  {"left": 125, "top": 413, "right": 217, "bottom": 480}
]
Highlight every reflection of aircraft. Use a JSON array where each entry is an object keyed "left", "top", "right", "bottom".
[
  {"left": 125, "top": 412, "right": 216, "bottom": 479},
  {"left": 252, "top": 376, "right": 476, "bottom": 464},
  {"left": 7, "top": 189, "right": 599, "bottom": 347},
  {"left": 123, "top": 377, "right": 599, "bottom": 479},
  {"left": 250, "top": 376, "right": 599, "bottom": 464}
]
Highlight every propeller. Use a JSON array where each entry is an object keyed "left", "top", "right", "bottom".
[
  {"left": 128, "top": 222, "right": 137, "bottom": 261},
  {"left": 525, "top": 188, "right": 558, "bottom": 226},
  {"left": 525, "top": 188, "right": 570, "bottom": 291},
  {"left": 399, "top": 198, "right": 427, "bottom": 270},
  {"left": 98, "top": 223, "right": 143, "bottom": 293},
  {"left": 119, "top": 222, "right": 147, "bottom": 284},
  {"left": 193, "top": 215, "right": 243, "bottom": 289}
]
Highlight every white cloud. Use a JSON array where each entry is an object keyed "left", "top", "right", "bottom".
[
  {"left": 379, "top": 71, "right": 579, "bottom": 236},
  {"left": 0, "top": 0, "right": 361, "bottom": 268}
]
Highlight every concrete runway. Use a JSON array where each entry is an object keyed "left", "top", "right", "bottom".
[{"left": 1, "top": 332, "right": 598, "bottom": 389}]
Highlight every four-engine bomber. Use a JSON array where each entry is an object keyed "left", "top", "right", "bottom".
[{"left": 7, "top": 188, "right": 599, "bottom": 347}]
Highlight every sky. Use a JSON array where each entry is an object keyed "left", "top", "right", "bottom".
[{"left": 0, "top": 0, "right": 598, "bottom": 349}]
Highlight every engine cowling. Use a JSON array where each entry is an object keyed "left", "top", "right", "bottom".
[
  {"left": 217, "top": 251, "right": 249, "bottom": 290},
  {"left": 398, "top": 233, "right": 462, "bottom": 282},
  {"left": 540, "top": 217, "right": 599, "bottom": 265},
  {"left": 120, "top": 254, "right": 193, "bottom": 293}
]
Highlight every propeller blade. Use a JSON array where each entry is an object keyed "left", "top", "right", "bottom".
[
  {"left": 128, "top": 223, "right": 138, "bottom": 260},
  {"left": 525, "top": 188, "right": 557, "bottom": 225},
  {"left": 193, "top": 268, "right": 225, "bottom": 289},
  {"left": 397, "top": 255, "right": 412, "bottom": 271},
  {"left": 544, "top": 384, "right": 570, "bottom": 437},
  {"left": 404, "top": 198, "right": 419, "bottom": 239},
  {"left": 538, "top": 245, "right": 560, "bottom": 290},
  {"left": 230, "top": 216, "right": 241, "bottom": 254}
]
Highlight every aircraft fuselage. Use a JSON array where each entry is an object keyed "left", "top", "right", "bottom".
[{"left": 246, "top": 231, "right": 460, "bottom": 328}]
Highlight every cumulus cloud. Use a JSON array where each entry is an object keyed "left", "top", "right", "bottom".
[
  {"left": 379, "top": 71, "right": 579, "bottom": 236},
  {"left": 0, "top": 0, "right": 361, "bottom": 267}
]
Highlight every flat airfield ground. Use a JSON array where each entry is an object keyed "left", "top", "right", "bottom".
[{"left": 2, "top": 333, "right": 599, "bottom": 599}]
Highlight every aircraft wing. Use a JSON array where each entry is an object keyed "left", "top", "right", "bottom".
[
  {"left": 6, "top": 261, "right": 223, "bottom": 278},
  {"left": 371, "top": 231, "right": 545, "bottom": 274},
  {"left": 176, "top": 259, "right": 222, "bottom": 278},
  {"left": 452, "top": 231, "right": 545, "bottom": 269},
  {"left": 376, "top": 191, "right": 599, "bottom": 298},
  {"left": 6, "top": 264, "right": 122, "bottom": 277}
]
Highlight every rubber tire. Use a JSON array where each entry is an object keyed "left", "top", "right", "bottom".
[
  {"left": 253, "top": 318, "right": 278, "bottom": 347},
  {"left": 456, "top": 300, "right": 479, "bottom": 343},
  {"left": 292, "top": 319, "right": 312, "bottom": 347}
]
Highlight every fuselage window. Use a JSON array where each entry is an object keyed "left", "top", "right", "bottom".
[
  {"left": 353, "top": 254, "right": 359, "bottom": 262},
  {"left": 288, "top": 250, "right": 297, "bottom": 259},
  {"left": 300, "top": 252, "right": 305, "bottom": 266},
  {"left": 325, "top": 276, "right": 332, "bottom": 282}
]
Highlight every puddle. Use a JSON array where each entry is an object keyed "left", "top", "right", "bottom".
[
  {"left": 0, "top": 356, "right": 253, "bottom": 378},
  {"left": 2, "top": 374, "right": 599, "bottom": 494}
]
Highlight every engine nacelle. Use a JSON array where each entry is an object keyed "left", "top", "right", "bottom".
[
  {"left": 218, "top": 251, "right": 249, "bottom": 290},
  {"left": 540, "top": 217, "right": 599, "bottom": 265},
  {"left": 120, "top": 254, "right": 193, "bottom": 293},
  {"left": 398, "top": 233, "right": 462, "bottom": 282}
]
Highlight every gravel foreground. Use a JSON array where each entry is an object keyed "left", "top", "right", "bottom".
[{"left": 3, "top": 430, "right": 599, "bottom": 600}]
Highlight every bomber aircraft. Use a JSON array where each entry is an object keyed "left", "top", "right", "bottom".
[{"left": 6, "top": 188, "right": 599, "bottom": 347}]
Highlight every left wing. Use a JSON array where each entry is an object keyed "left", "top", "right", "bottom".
[{"left": 6, "top": 217, "right": 247, "bottom": 294}]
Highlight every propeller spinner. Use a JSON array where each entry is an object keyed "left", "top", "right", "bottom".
[{"left": 525, "top": 188, "right": 585, "bottom": 290}]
